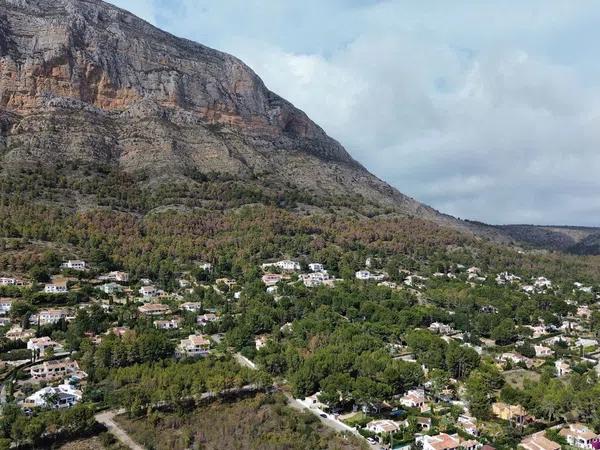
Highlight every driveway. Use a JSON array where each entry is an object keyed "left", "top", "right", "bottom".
[{"left": 95, "top": 409, "right": 144, "bottom": 450}]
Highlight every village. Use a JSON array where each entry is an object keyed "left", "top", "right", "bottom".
[{"left": 0, "top": 255, "right": 598, "bottom": 450}]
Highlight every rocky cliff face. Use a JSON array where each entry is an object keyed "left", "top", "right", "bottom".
[{"left": 0, "top": 0, "right": 480, "bottom": 232}]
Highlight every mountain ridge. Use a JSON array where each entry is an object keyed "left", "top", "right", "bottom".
[{"left": 0, "top": 0, "right": 592, "bottom": 253}]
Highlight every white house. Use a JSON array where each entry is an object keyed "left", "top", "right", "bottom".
[
  {"left": 301, "top": 271, "right": 329, "bottom": 288},
  {"left": 0, "top": 277, "right": 16, "bottom": 286},
  {"left": 399, "top": 389, "right": 427, "bottom": 410},
  {"left": 198, "top": 262, "right": 213, "bottom": 272},
  {"left": 261, "top": 260, "right": 300, "bottom": 272},
  {"left": 99, "top": 271, "right": 129, "bottom": 282},
  {"left": 366, "top": 419, "right": 400, "bottom": 434},
  {"left": 555, "top": 359, "right": 572, "bottom": 377},
  {"left": 176, "top": 334, "right": 210, "bottom": 358},
  {"left": 138, "top": 303, "right": 170, "bottom": 316},
  {"left": 308, "top": 263, "right": 324, "bottom": 272},
  {"left": 197, "top": 313, "right": 218, "bottom": 326},
  {"left": 180, "top": 302, "right": 202, "bottom": 312},
  {"left": 44, "top": 281, "right": 68, "bottom": 294},
  {"left": 31, "top": 309, "right": 69, "bottom": 325},
  {"left": 61, "top": 260, "right": 86, "bottom": 271},
  {"left": 560, "top": 423, "right": 600, "bottom": 448},
  {"left": 139, "top": 285, "right": 158, "bottom": 298},
  {"left": 100, "top": 282, "right": 123, "bottom": 295},
  {"left": 27, "top": 336, "right": 58, "bottom": 357},
  {"left": 0, "top": 298, "right": 12, "bottom": 315},
  {"left": 534, "top": 345, "right": 553, "bottom": 358},
  {"left": 355, "top": 270, "right": 371, "bottom": 280},
  {"left": 533, "top": 276, "right": 552, "bottom": 290},
  {"left": 153, "top": 318, "right": 181, "bottom": 330},
  {"left": 575, "top": 338, "right": 598, "bottom": 348},
  {"left": 30, "top": 359, "right": 79, "bottom": 380},
  {"left": 24, "top": 383, "right": 81, "bottom": 409}
]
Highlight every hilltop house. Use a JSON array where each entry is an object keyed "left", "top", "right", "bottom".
[
  {"left": 399, "top": 389, "right": 427, "bottom": 411},
  {"left": 559, "top": 423, "right": 600, "bottom": 448},
  {"left": 180, "top": 302, "right": 202, "bottom": 312},
  {"left": 99, "top": 271, "right": 129, "bottom": 282},
  {"left": 31, "top": 309, "right": 69, "bottom": 325},
  {"left": 154, "top": 318, "right": 181, "bottom": 330},
  {"left": 261, "top": 260, "right": 300, "bottom": 272},
  {"left": 27, "top": 337, "right": 59, "bottom": 357},
  {"left": 30, "top": 359, "right": 79, "bottom": 381},
  {"left": 556, "top": 359, "right": 572, "bottom": 377},
  {"left": 308, "top": 263, "right": 324, "bottom": 272},
  {"left": 139, "top": 285, "right": 158, "bottom": 298},
  {"left": 534, "top": 345, "right": 553, "bottom": 358},
  {"left": 61, "top": 260, "right": 86, "bottom": 271},
  {"left": 366, "top": 419, "right": 400, "bottom": 434},
  {"left": 44, "top": 280, "right": 68, "bottom": 294},
  {"left": 176, "top": 334, "right": 210, "bottom": 358},
  {"left": 23, "top": 383, "right": 82, "bottom": 409},
  {"left": 0, "top": 298, "right": 12, "bottom": 315},
  {"left": 100, "top": 282, "right": 123, "bottom": 295}
]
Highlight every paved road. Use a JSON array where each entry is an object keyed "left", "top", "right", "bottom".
[{"left": 95, "top": 409, "right": 145, "bottom": 450}]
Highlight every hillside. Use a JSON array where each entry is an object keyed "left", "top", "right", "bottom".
[{"left": 0, "top": 0, "right": 471, "bottom": 230}]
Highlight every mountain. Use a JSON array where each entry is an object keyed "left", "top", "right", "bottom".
[
  {"left": 0, "top": 0, "right": 471, "bottom": 227},
  {"left": 496, "top": 225, "right": 600, "bottom": 254},
  {"left": 0, "top": 0, "right": 592, "bottom": 253}
]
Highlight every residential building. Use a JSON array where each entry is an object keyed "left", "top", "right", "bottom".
[
  {"left": 198, "top": 262, "right": 213, "bottom": 272},
  {"left": 520, "top": 431, "right": 560, "bottom": 450},
  {"left": 23, "top": 383, "right": 82, "bottom": 409},
  {"left": 576, "top": 338, "right": 598, "bottom": 348},
  {"left": 31, "top": 309, "right": 69, "bottom": 325},
  {"left": 301, "top": 271, "right": 329, "bottom": 287},
  {"left": 261, "top": 260, "right": 301, "bottom": 272},
  {"left": 555, "top": 359, "right": 572, "bottom": 377},
  {"left": 139, "top": 285, "right": 158, "bottom": 298},
  {"left": 138, "top": 303, "right": 170, "bottom": 316},
  {"left": 255, "top": 335, "right": 269, "bottom": 350},
  {"left": 491, "top": 402, "right": 527, "bottom": 424},
  {"left": 100, "top": 282, "right": 123, "bottom": 295},
  {"left": 5, "top": 326, "right": 34, "bottom": 342},
  {"left": 399, "top": 389, "right": 427, "bottom": 411},
  {"left": 0, "top": 298, "right": 12, "bottom": 314},
  {"left": 197, "top": 313, "right": 218, "bottom": 326},
  {"left": 99, "top": 271, "right": 129, "bottom": 282},
  {"left": 308, "top": 263, "right": 324, "bottom": 272},
  {"left": 180, "top": 302, "right": 202, "bottom": 312},
  {"left": 365, "top": 419, "right": 400, "bottom": 434},
  {"left": 355, "top": 270, "right": 371, "bottom": 280},
  {"left": 262, "top": 273, "right": 284, "bottom": 286},
  {"left": 457, "top": 415, "right": 479, "bottom": 436},
  {"left": 429, "top": 322, "right": 453, "bottom": 335},
  {"left": 154, "top": 318, "right": 181, "bottom": 330},
  {"left": 27, "top": 336, "right": 58, "bottom": 357},
  {"left": 30, "top": 359, "right": 79, "bottom": 380},
  {"left": 534, "top": 345, "right": 553, "bottom": 358},
  {"left": 499, "top": 352, "right": 533, "bottom": 368},
  {"left": 416, "top": 433, "right": 460, "bottom": 450},
  {"left": 0, "top": 277, "right": 16, "bottom": 286},
  {"left": 61, "top": 260, "right": 86, "bottom": 271},
  {"left": 176, "top": 334, "right": 210, "bottom": 358},
  {"left": 559, "top": 423, "right": 600, "bottom": 448},
  {"left": 44, "top": 280, "right": 68, "bottom": 294}
]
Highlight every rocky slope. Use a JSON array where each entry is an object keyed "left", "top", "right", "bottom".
[
  {"left": 0, "top": 0, "right": 583, "bottom": 250},
  {"left": 0, "top": 0, "right": 448, "bottom": 219}
]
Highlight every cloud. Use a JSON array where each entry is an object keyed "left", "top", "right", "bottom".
[{"left": 106, "top": 0, "right": 600, "bottom": 226}]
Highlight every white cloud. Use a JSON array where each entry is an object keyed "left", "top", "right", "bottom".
[{"left": 106, "top": 0, "right": 600, "bottom": 226}]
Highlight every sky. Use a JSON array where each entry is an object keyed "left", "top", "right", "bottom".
[{"left": 108, "top": 0, "right": 600, "bottom": 226}]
